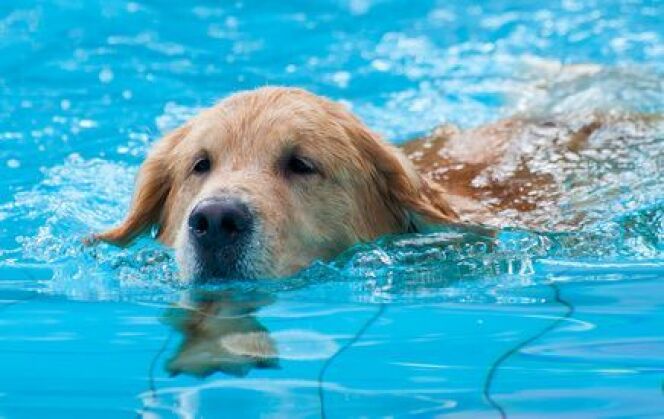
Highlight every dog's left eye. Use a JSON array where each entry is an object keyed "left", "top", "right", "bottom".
[
  {"left": 285, "top": 155, "right": 318, "bottom": 176},
  {"left": 192, "top": 157, "right": 211, "bottom": 174}
]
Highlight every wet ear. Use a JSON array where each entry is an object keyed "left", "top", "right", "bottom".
[
  {"left": 344, "top": 117, "right": 458, "bottom": 231},
  {"left": 94, "top": 126, "right": 189, "bottom": 246},
  {"left": 371, "top": 141, "right": 459, "bottom": 231},
  {"left": 385, "top": 147, "right": 459, "bottom": 229}
]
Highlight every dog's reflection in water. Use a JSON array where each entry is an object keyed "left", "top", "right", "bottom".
[{"left": 163, "top": 289, "right": 279, "bottom": 377}]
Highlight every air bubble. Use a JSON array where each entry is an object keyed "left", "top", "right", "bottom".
[
  {"left": 99, "top": 68, "right": 114, "bottom": 84},
  {"left": 6, "top": 159, "right": 20, "bottom": 169}
]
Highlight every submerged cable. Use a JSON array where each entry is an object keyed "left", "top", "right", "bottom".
[
  {"left": 483, "top": 282, "right": 574, "bottom": 419},
  {"left": 138, "top": 330, "right": 175, "bottom": 418},
  {"left": 318, "top": 303, "right": 386, "bottom": 419}
]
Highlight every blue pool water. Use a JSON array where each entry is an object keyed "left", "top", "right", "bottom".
[{"left": 1, "top": 0, "right": 663, "bottom": 417}]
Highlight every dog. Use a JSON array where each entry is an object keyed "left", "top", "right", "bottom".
[{"left": 95, "top": 86, "right": 659, "bottom": 281}]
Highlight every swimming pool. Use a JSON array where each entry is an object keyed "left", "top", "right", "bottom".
[{"left": 1, "top": 0, "right": 663, "bottom": 417}]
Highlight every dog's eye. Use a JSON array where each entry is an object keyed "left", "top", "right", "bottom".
[
  {"left": 193, "top": 157, "right": 211, "bottom": 174},
  {"left": 286, "top": 155, "right": 317, "bottom": 176}
]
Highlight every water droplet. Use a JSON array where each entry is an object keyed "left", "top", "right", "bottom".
[
  {"left": 225, "top": 16, "right": 238, "bottom": 29},
  {"left": 7, "top": 159, "right": 20, "bottom": 169},
  {"left": 331, "top": 71, "right": 351, "bottom": 88},
  {"left": 126, "top": 2, "right": 139, "bottom": 13},
  {"left": 99, "top": 68, "right": 114, "bottom": 84},
  {"left": 371, "top": 59, "right": 391, "bottom": 72},
  {"left": 79, "top": 119, "right": 97, "bottom": 129},
  {"left": 150, "top": 225, "right": 161, "bottom": 239},
  {"left": 60, "top": 99, "right": 71, "bottom": 111}
]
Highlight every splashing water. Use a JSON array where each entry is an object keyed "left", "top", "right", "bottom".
[{"left": 2, "top": 67, "right": 662, "bottom": 302}]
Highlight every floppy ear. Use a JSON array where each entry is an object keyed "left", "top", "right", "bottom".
[
  {"left": 95, "top": 126, "right": 189, "bottom": 246},
  {"left": 339, "top": 112, "right": 458, "bottom": 231},
  {"left": 366, "top": 138, "right": 459, "bottom": 231}
]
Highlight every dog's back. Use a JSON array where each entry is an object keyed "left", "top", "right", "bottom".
[{"left": 402, "top": 113, "right": 664, "bottom": 230}]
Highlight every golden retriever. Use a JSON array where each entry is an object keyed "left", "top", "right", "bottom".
[{"left": 95, "top": 86, "right": 656, "bottom": 281}]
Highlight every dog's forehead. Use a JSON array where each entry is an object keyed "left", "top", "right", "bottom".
[{"left": 187, "top": 97, "right": 352, "bottom": 154}]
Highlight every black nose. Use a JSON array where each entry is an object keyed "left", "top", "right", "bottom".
[{"left": 188, "top": 198, "right": 253, "bottom": 248}]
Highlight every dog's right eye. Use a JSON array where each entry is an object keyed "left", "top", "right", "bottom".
[
  {"left": 193, "top": 158, "right": 211, "bottom": 174},
  {"left": 286, "top": 155, "right": 317, "bottom": 176}
]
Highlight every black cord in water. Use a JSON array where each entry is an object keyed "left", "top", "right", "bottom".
[
  {"left": 318, "top": 303, "right": 387, "bottom": 419},
  {"left": 483, "top": 282, "right": 574, "bottom": 419},
  {"left": 140, "top": 296, "right": 226, "bottom": 418},
  {"left": 137, "top": 330, "right": 174, "bottom": 418}
]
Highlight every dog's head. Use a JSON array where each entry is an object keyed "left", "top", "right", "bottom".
[{"left": 97, "top": 87, "right": 457, "bottom": 281}]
